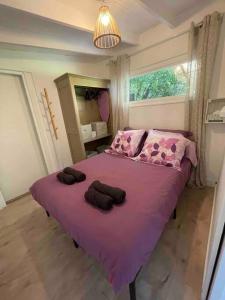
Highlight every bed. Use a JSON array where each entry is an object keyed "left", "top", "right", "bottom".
[{"left": 30, "top": 152, "right": 192, "bottom": 299}]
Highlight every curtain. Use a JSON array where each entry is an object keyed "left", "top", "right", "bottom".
[
  {"left": 0, "top": 190, "right": 6, "bottom": 209},
  {"left": 187, "top": 11, "right": 223, "bottom": 186},
  {"left": 109, "top": 54, "right": 130, "bottom": 134}
]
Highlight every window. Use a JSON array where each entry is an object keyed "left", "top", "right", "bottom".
[{"left": 129, "top": 63, "right": 188, "bottom": 102}]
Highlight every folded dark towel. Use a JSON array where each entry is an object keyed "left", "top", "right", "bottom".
[
  {"left": 63, "top": 167, "right": 86, "bottom": 182},
  {"left": 90, "top": 180, "right": 126, "bottom": 205},
  {"left": 84, "top": 188, "right": 113, "bottom": 211},
  {"left": 57, "top": 172, "right": 76, "bottom": 185}
]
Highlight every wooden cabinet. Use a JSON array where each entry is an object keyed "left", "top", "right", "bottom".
[{"left": 54, "top": 73, "right": 112, "bottom": 163}]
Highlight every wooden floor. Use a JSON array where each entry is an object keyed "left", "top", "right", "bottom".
[{"left": 0, "top": 187, "right": 213, "bottom": 300}]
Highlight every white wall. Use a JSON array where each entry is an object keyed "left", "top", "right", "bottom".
[
  {"left": 127, "top": 0, "right": 225, "bottom": 185},
  {"left": 0, "top": 48, "right": 108, "bottom": 170},
  {"left": 129, "top": 98, "right": 189, "bottom": 130}
]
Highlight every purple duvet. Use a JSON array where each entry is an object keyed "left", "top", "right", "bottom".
[{"left": 30, "top": 153, "right": 191, "bottom": 292}]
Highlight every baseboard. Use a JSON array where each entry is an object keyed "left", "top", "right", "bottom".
[
  {"left": 7, "top": 192, "right": 31, "bottom": 204},
  {"left": 206, "top": 180, "right": 217, "bottom": 187}
]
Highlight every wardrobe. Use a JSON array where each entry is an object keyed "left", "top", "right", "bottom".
[{"left": 55, "top": 73, "right": 112, "bottom": 163}]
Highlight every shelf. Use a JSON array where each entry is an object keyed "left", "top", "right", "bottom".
[
  {"left": 206, "top": 97, "right": 225, "bottom": 124},
  {"left": 206, "top": 121, "right": 225, "bottom": 124},
  {"left": 208, "top": 97, "right": 225, "bottom": 102},
  {"left": 83, "top": 133, "right": 112, "bottom": 144}
]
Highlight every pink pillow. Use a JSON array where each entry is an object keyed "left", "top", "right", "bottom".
[
  {"left": 124, "top": 127, "right": 193, "bottom": 139},
  {"left": 133, "top": 130, "right": 189, "bottom": 170},
  {"left": 153, "top": 128, "right": 193, "bottom": 138},
  {"left": 153, "top": 130, "right": 197, "bottom": 167},
  {"left": 106, "top": 130, "right": 145, "bottom": 157}
]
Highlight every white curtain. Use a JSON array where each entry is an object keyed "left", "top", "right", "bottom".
[
  {"left": 187, "top": 12, "right": 223, "bottom": 186},
  {"left": 109, "top": 54, "right": 130, "bottom": 134}
]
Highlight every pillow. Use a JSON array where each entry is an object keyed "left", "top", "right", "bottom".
[
  {"left": 106, "top": 129, "right": 145, "bottom": 157},
  {"left": 124, "top": 127, "right": 193, "bottom": 139},
  {"left": 133, "top": 130, "right": 190, "bottom": 170},
  {"left": 152, "top": 130, "right": 197, "bottom": 166},
  {"left": 153, "top": 128, "right": 193, "bottom": 138},
  {"left": 124, "top": 127, "right": 148, "bottom": 156}
]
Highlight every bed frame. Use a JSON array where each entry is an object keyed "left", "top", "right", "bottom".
[{"left": 45, "top": 208, "right": 177, "bottom": 300}]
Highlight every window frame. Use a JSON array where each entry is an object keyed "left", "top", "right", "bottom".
[
  {"left": 129, "top": 59, "right": 188, "bottom": 107},
  {"left": 129, "top": 95, "right": 186, "bottom": 108}
]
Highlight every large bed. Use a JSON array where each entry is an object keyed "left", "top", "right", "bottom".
[{"left": 30, "top": 152, "right": 191, "bottom": 299}]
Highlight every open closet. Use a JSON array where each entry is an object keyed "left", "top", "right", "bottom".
[{"left": 55, "top": 73, "right": 112, "bottom": 163}]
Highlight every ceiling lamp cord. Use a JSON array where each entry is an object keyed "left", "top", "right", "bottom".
[{"left": 93, "top": 2, "right": 121, "bottom": 49}]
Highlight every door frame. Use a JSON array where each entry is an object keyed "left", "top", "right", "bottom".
[
  {"left": 0, "top": 69, "right": 59, "bottom": 174},
  {"left": 201, "top": 154, "right": 225, "bottom": 299},
  {"left": 208, "top": 234, "right": 225, "bottom": 300}
]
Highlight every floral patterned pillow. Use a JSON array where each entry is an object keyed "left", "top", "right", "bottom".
[
  {"left": 153, "top": 130, "right": 197, "bottom": 167},
  {"left": 105, "top": 129, "right": 145, "bottom": 157},
  {"left": 133, "top": 130, "right": 189, "bottom": 170}
]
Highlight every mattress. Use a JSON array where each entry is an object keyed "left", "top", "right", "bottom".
[{"left": 30, "top": 153, "right": 191, "bottom": 292}]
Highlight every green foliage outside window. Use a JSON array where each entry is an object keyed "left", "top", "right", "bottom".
[{"left": 130, "top": 65, "right": 188, "bottom": 101}]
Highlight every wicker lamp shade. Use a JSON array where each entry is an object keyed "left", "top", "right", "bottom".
[{"left": 93, "top": 6, "right": 121, "bottom": 49}]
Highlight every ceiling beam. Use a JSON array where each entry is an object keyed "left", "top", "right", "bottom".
[
  {"left": 0, "top": 0, "right": 139, "bottom": 45},
  {"left": 0, "top": 4, "right": 111, "bottom": 57},
  {"left": 137, "top": 0, "right": 177, "bottom": 27}
]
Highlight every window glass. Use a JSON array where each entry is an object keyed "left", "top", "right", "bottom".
[{"left": 129, "top": 63, "right": 188, "bottom": 102}]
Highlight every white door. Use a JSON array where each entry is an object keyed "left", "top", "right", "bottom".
[
  {"left": 208, "top": 235, "right": 225, "bottom": 300},
  {"left": 201, "top": 154, "right": 225, "bottom": 299},
  {"left": 0, "top": 73, "right": 46, "bottom": 201}
]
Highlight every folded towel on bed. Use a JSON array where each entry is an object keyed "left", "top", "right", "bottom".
[
  {"left": 84, "top": 188, "right": 113, "bottom": 211},
  {"left": 90, "top": 180, "right": 126, "bottom": 205},
  {"left": 63, "top": 167, "right": 86, "bottom": 182},
  {"left": 57, "top": 172, "right": 76, "bottom": 185}
]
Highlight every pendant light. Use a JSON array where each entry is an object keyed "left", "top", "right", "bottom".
[{"left": 93, "top": 5, "right": 121, "bottom": 49}]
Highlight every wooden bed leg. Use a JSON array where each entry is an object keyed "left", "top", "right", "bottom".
[
  {"left": 45, "top": 210, "right": 50, "bottom": 217},
  {"left": 173, "top": 208, "right": 176, "bottom": 220},
  {"left": 73, "top": 239, "right": 79, "bottom": 249},
  {"left": 129, "top": 280, "right": 136, "bottom": 300}
]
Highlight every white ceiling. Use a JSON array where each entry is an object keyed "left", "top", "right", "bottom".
[
  {"left": 0, "top": 0, "right": 216, "bottom": 56},
  {"left": 162, "top": 0, "right": 211, "bottom": 15},
  {"left": 139, "top": 0, "right": 215, "bottom": 26}
]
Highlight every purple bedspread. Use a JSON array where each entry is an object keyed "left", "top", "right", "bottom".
[{"left": 30, "top": 153, "right": 191, "bottom": 292}]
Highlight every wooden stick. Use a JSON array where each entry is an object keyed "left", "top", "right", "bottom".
[{"left": 43, "top": 88, "right": 58, "bottom": 140}]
